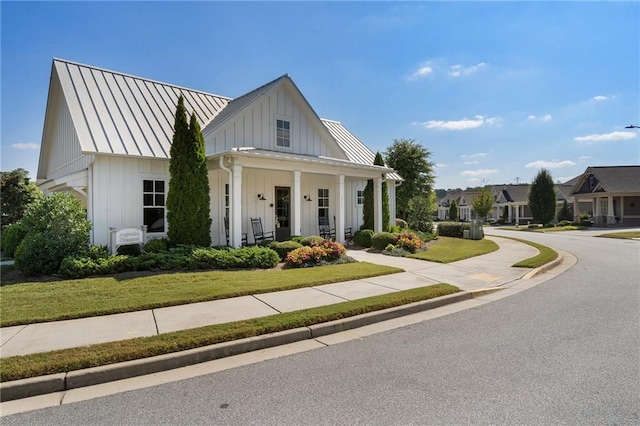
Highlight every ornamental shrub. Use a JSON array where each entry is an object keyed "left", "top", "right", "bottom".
[
  {"left": 14, "top": 192, "right": 91, "bottom": 275},
  {"left": 353, "top": 229, "right": 374, "bottom": 247},
  {"left": 268, "top": 240, "right": 303, "bottom": 260},
  {"left": 371, "top": 232, "right": 396, "bottom": 250},
  {"left": 395, "top": 233, "right": 424, "bottom": 253},
  {"left": 395, "top": 219, "right": 408, "bottom": 229},
  {"left": 301, "top": 236, "right": 324, "bottom": 246},
  {"left": 143, "top": 238, "right": 169, "bottom": 253},
  {"left": 437, "top": 222, "right": 470, "bottom": 238},
  {"left": 557, "top": 199, "right": 573, "bottom": 222},
  {"left": 284, "top": 240, "right": 346, "bottom": 268},
  {"left": 1, "top": 221, "right": 27, "bottom": 257}
]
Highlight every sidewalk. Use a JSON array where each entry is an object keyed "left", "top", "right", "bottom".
[{"left": 0, "top": 236, "right": 538, "bottom": 358}]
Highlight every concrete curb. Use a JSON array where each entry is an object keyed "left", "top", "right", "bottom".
[
  {"left": 522, "top": 254, "right": 564, "bottom": 279},
  {"left": 0, "top": 291, "right": 472, "bottom": 402}
]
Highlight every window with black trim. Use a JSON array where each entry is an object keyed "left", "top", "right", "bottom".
[
  {"left": 356, "top": 190, "right": 364, "bottom": 206},
  {"left": 143, "top": 180, "right": 165, "bottom": 233},
  {"left": 276, "top": 119, "right": 291, "bottom": 148},
  {"left": 225, "top": 184, "right": 229, "bottom": 218},
  {"left": 318, "top": 188, "right": 329, "bottom": 218}
]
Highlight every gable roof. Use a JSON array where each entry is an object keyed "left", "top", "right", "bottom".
[
  {"left": 47, "top": 58, "right": 230, "bottom": 159},
  {"left": 571, "top": 166, "right": 640, "bottom": 194},
  {"left": 42, "top": 58, "right": 395, "bottom": 176}
]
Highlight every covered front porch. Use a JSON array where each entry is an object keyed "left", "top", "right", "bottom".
[
  {"left": 573, "top": 194, "right": 640, "bottom": 225},
  {"left": 208, "top": 148, "right": 395, "bottom": 247}
]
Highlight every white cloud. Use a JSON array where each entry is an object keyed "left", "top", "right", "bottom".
[
  {"left": 449, "top": 62, "right": 487, "bottom": 77},
  {"left": 574, "top": 131, "right": 637, "bottom": 144},
  {"left": 591, "top": 95, "right": 615, "bottom": 102},
  {"left": 527, "top": 114, "right": 552, "bottom": 122},
  {"left": 466, "top": 178, "right": 482, "bottom": 183},
  {"left": 460, "top": 169, "right": 498, "bottom": 177},
  {"left": 434, "top": 163, "right": 447, "bottom": 168},
  {"left": 578, "top": 155, "right": 592, "bottom": 161},
  {"left": 461, "top": 152, "right": 487, "bottom": 158},
  {"left": 11, "top": 143, "right": 39, "bottom": 150},
  {"left": 408, "top": 63, "right": 433, "bottom": 81},
  {"left": 420, "top": 115, "right": 499, "bottom": 131},
  {"left": 525, "top": 160, "right": 576, "bottom": 169},
  {"left": 463, "top": 160, "right": 479, "bottom": 165}
]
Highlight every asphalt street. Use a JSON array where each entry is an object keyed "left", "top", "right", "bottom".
[{"left": 4, "top": 230, "right": 639, "bottom": 425}]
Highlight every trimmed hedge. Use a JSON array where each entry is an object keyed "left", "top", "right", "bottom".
[
  {"left": 437, "top": 222, "right": 471, "bottom": 238},
  {"left": 301, "top": 236, "right": 324, "bottom": 246},
  {"left": 268, "top": 240, "right": 304, "bottom": 260},
  {"left": 371, "top": 232, "right": 396, "bottom": 250},
  {"left": 60, "top": 246, "right": 280, "bottom": 279},
  {"left": 354, "top": 229, "right": 374, "bottom": 247},
  {"left": 1, "top": 222, "right": 27, "bottom": 257}
]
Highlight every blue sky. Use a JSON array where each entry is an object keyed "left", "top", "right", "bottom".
[{"left": 2, "top": 1, "right": 638, "bottom": 190}]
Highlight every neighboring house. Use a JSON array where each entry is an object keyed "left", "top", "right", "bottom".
[
  {"left": 37, "top": 58, "right": 400, "bottom": 247},
  {"left": 436, "top": 190, "right": 478, "bottom": 221},
  {"left": 568, "top": 166, "right": 640, "bottom": 225}
]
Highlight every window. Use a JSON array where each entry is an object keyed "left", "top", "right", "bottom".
[
  {"left": 318, "top": 188, "right": 329, "bottom": 218},
  {"left": 276, "top": 119, "right": 291, "bottom": 148},
  {"left": 143, "top": 180, "right": 165, "bottom": 233},
  {"left": 356, "top": 190, "right": 364, "bottom": 206}
]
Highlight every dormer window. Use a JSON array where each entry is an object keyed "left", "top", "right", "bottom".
[{"left": 276, "top": 119, "right": 291, "bottom": 148}]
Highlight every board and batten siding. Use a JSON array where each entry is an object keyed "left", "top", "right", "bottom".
[
  {"left": 40, "top": 73, "right": 91, "bottom": 181},
  {"left": 91, "top": 156, "right": 169, "bottom": 245},
  {"left": 206, "top": 86, "right": 335, "bottom": 158}
]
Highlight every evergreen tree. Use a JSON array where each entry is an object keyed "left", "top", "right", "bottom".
[
  {"left": 1, "top": 168, "right": 43, "bottom": 229},
  {"left": 167, "top": 96, "right": 212, "bottom": 246},
  {"left": 557, "top": 199, "right": 573, "bottom": 222},
  {"left": 363, "top": 179, "right": 374, "bottom": 230},
  {"left": 528, "top": 169, "right": 556, "bottom": 225},
  {"left": 374, "top": 152, "right": 391, "bottom": 231},
  {"left": 448, "top": 199, "right": 459, "bottom": 221},
  {"left": 472, "top": 188, "right": 494, "bottom": 219}
]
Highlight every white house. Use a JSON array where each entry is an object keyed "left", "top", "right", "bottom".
[{"left": 37, "top": 58, "right": 400, "bottom": 247}]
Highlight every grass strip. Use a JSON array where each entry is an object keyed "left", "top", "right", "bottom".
[
  {"left": 0, "top": 284, "right": 459, "bottom": 382},
  {"left": 596, "top": 231, "right": 640, "bottom": 239},
  {"left": 408, "top": 237, "right": 499, "bottom": 263},
  {"left": 498, "top": 236, "right": 558, "bottom": 268},
  {"left": 0, "top": 263, "right": 402, "bottom": 327}
]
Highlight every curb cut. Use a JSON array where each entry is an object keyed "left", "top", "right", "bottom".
[{"left": 0, "top": 291, "right": 471, "bottom": 402}]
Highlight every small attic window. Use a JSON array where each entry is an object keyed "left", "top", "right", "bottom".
[{"left": 276, "top": 119, "right": 291, "bottom": 148}]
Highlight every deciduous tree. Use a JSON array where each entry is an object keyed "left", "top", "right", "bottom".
[
  {"left": 472, "top": 188, "right": 494, "bottom": 219},
  {"left": 1, "top": 168, "right": 42, "bottom": 229},
  {"left": 384, "top": 139, "right": 435, "bottom": 219}
]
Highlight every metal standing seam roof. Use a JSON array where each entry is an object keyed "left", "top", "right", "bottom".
[
  {"left": 48, "top": 58, "right": 399, "bottom": 178},
  {"left": 51, "top": 58, "right": 230, "bottom": 159}
]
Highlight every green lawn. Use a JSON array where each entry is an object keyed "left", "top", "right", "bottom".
[
  {"left": 498, "top": 236, "right": 559, "bottom": 268},
  {"left": 597, "top": 231, "right": 640, "bottom": 239},
  {"left": 0, "top": 284, "right": 459, "bottom": 382},
  {"left": 500, "top": 225, "right": 584, "bottom": 232},
  {"left": 0, "top": 262, "right": 402, "bottom": 327},
  {"left": 408, "top": 237, "right": 499, "bottom": 263}
]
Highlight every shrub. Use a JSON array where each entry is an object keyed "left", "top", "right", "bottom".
[
  {"left": 353, "top": 229, "right": 374, "bottom": 247},
  {"left": 14, "top": 193, "right": 91, "bottom": 275},
  {"left": 395, "top": 218, "right": 408, "bottom": 229},
  {"left": 88, "top": 244, "right": 109, "bottom": 259},
  {"left": 383, "top": 245, "right": 410, "bottom": 257},
  {"left": 117, "top": 244, "right": 141, "bottom": 256},
  {"left": 301, "top": 235, "right": 324, "bottom": 246},
  {"left": 557, "top": 220, "right": 572, "bottom": 227},
  {"left": 284, "top": 240, "right": 346, "bottom": 268},
  {"left": 1, "top": 222, "right": 27, "bottom": 257},
  {"left": 437, "top": 222, "right": 470, "bottom": 238},
  {"left": 143, "top": 238, "right": 169, "bottom": 253},
  {"left": 268, "top": 240, "right": 303, "bottom": 260},
  {"left": 395, "top": 233, "right": 424, "bottom": 253},
  {"left": 288, "top": 236, "right": 304, "bottom": 244},
  {"left": 371, "top": 232, "right": 396, "bottom": 250}
]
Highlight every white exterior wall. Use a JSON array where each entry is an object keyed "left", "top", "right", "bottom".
[
  {"left": 206, "top": 86, "right": 336, "bottom": 158},
  {"left": 40, "top": 75, "right": 91, "bottom": 180},
  {"left": 91, "top": 155, "right": 169, "bottom": 245}
]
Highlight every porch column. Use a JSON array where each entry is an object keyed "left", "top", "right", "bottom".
[
  {"left": 335, "top": 174, "right": 345, "bottom": 243},
  {"left": 573, "top": 199, "right": 580, "bottom": 222},
  {"left": 231, "top": 164, "right": 243, "bottom": 247},
  {"left": 620, "top": 196, "right": 624, "bottom": 223},
  {"left": 292, "top": 170, "right": 301, "bottom": 237},
  {"left": 374, "top": 177, "right": 382, "bottom": 232},
  {"left": 515, "top": 203, "right": 520, "bottom": 225},
  {"left": 607, "top": 195, "right": 614, "bottom": 224},
  {"left": 595, "top": 196, "right": 601, "bottom": 223}
]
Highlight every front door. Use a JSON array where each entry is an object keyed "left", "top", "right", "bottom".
[{"left": 275, "top": 186, "right": 290, "bottom": 241}]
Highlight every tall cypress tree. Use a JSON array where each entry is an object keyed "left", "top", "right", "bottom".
[
  {"left": 529, "top": 169, "right": 556, "bottom": 225},
  {"left": 448, "top": 199, "right": 459, "bottom": 221},
  {"left": 167, "top": 96, "right": 212, "bottom": 246},
  {"left": 363, "top": 179, "right": 374, "bottom": 230},
  {"left": 374, "top": 152, "right": 390, "bottom": 231}
]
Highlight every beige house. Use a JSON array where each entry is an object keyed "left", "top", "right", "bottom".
[{"left": 37, "top": 59, "right": 400, "bottom": 247}]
